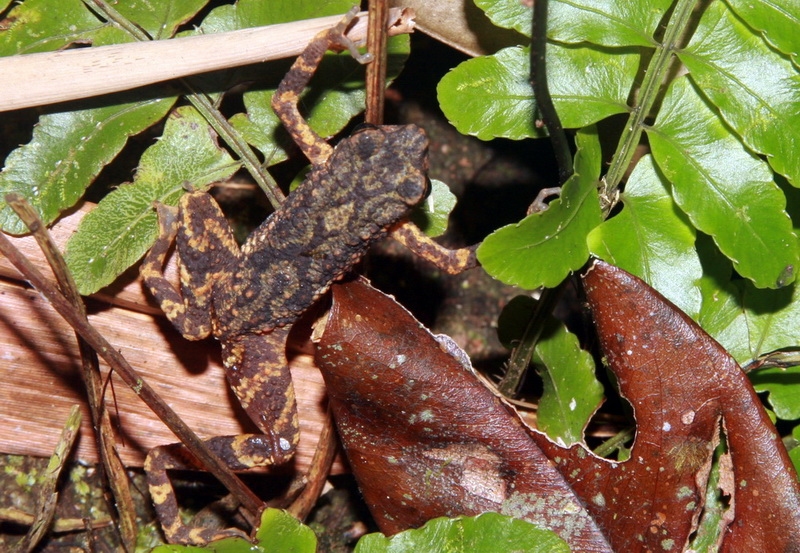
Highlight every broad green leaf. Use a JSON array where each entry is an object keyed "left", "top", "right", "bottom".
[
  {"left": 740, "top": 284, "right": 800, "bottom": 361},
  {"left": 438, "top": 45, "right": 635, "bottom": 140},
  {"left": 354, "top": 513, "right": 569, "bottom": 553},
  {"left": 254, "top": 508, "right": 317, "bottom": 552},
  {"left": 477, "top": 126, "right": 602, "bottom": 289},
  {"left": 64, "top": 106, "right": 238, "bottom": 295},
  {"left": 791, "top": 425, "right": 800, "bottom": 475},
  {"left": 679, "top": 0, "right": 800, "bottom": 186},
  {"left": 726, "top": 0, "right": 799, "bottom": 66},
  {"left": 0, "top": 0, "right": 210, "bottom": 52},
  {"left": 152, "top": 509, "right": 316, "bottom": 553},
  {"left": 0, "top": 0, "right": 126, "bottom": 54},
  {"left": 588, "top": 154, "right": 702, "bottom": 318},
  {"left": 548, "top": 43, "right": 638, "bottom": 127},
  {"left": 696, "top": 234, "right": 800, "bottom": 365},
  {"left": 410, "top": 179, "right": 457, "bottom": 238},
  {"left": 437, "top": 47, "right": 542, "bottom": 141},
  {"left": 548, "top": 0, "right": 672, "bottom": 47},
  {"left": 475, "top": 0, "right": 670, "bottom": 46},
  {"left": 694, "top": 236, "right": 752, "bottom": 362},
  {"left": 0, "top": 95, "right": 176, "bottom": 235},
  {"left": 648, "top": 76, "right": 799, "bottom": 289},
  {"left": 496, "top": 296, "right": 604, "bottom": 446},
  {"left": 751, "top": 366, "right": 800, "bottom": 421}
]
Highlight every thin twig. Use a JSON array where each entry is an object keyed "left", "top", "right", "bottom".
[
  {"left": 365, "top": 0, "right": 389, "bottom": 124},
  {"left": 6, "top": 194, "right": 138, "bottom": 550},
  {"left": 287, "top": 407, "right": 338, "bottom": 520}
]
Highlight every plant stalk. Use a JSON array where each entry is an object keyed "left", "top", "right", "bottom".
[{"left": 602, "top": 0, "right": 699, "bottom": 204}]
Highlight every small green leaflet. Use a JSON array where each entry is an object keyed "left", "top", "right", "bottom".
[
  {"left": 477, "top": 126, "right": 602, "bottom": 289},
  {"left": 498, "top": 296, "right": 604, "bottom": 446},
  {"left": 113, "top": 0, "right": 211, "bottom": 40},
  {"left": 410, "top": 179, "right": 458, "bottom": 238},
  {"left": 588, "top": 154, "right": 702, "bottom": 318},
  {"left": 474, "top": 0, "right": 671, "bottom": 47},
  {"left": 64, "top": 106, "right": 239, "bottom": 295},
  {"left": 695, "top": 236, "right": 800, "bottom": 368},
  {"left": 751, "top": 366, "right": 800, "bottom": 421},
  {"left": 0, "top": 0, "right": 127, "bottom": 54},
  {"left": 679, "top": 0, "right": 800, "bottom": 187},
  {"left": 472, "top": 0, "right": 531, "bottom": 37},
  {"left": 197, "top": 0, "right": 350, "bottom": 33},
  {"left": 355, "top": 513, "right": 569, "bottom": 553},
  {"left": 791, "top": 425, "right": 800, "bottom": 475},
  {"left": 437, "top": 47, "right": 542, "bottom": 141},
  {"left": 647, "top": 75, "right": 800, "bottom": 290}
]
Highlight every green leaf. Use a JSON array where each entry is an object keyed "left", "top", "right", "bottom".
[
  {"left": 694, "top": 236, "right": 751, "bottom": 361},
  {"left": 473, "top": 0, "right": 531, "bottom": 37},
  {"left": 791, "top": 425, "right": 800, "bottom": 475},
  {"left": 0, "top": 95, "right": 176, "bottom": 235},
  {"left": 354, "top": 513, "right": 569, "bottom": 553},
  {"left": 548, "top": 0, "right": 672, "bottom": 47},
  {"left": 114, "top": 0, "right": 210, "bottom": 40},
  {"left": 647, "top": 75, "right": 799, "bottom": 289},
  {"left": 726, "top": 0, "right": 799, "bottom": 66},
  {"left": 534, "top": 317, "right": 604, "bottom": 446},
  {"left": 679, "top": 0, "right": 800, "bottom": 186},
  {"left": 151, "top": 509, "right": 316, "bottom": 553},
  {"left": 751, "top": 366, "right": 800, "bottom": 421},
  {"left": 437, "top": 45, "right": 637, "bottom": 140},
  {"left": 0, "top": 0, "right": 125, "bottom": 54},
  {"left": 477, "top": 126, "right": 603, "bottom": 289},
  {"left": 410, "top": 179, "right": 457, "bottom": 238},
  {"left": 198, "top": 0, "right": 351, "bottom": 33},
  {"left": 473, "top": 0, "right": 671, "bottom": 46},
  {"left": 588, "top": 154, "right": 702, "bottom": 318},
  {"left": 497, "top": 296, "right": 603, "bottom": 445},
  {"left": 696, "top": 234, "right": 800, "bottom": 365},
  {"left": 64, "top": 106, "right": 238, "bottom": 295},
  {"left": 548, "top": 43, "right": 639, "bottom": 128},
  {"left": 254, "top": 508, "right": 317, "bottom": 552},
  {"left": 437, "top": 47, "right": 542, "bottom": 141},
  {"left": 739, "top": 284, "right": 800, "bottom": 362}
]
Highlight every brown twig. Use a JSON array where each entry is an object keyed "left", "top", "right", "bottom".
[{"left": 6, "top": 194, "right": 138, "bottom": 550}]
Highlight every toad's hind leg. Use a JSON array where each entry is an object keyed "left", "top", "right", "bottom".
[
  {"left": 221, "top": 327, "right": 299, "bottom": 462},
  {"left": 145, "top": 327, "right": 298, "bottom": 545}
]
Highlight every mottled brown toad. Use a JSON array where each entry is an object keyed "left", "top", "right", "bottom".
[{"left": 140, "top": 7, "right": 474, "bottom": 544}]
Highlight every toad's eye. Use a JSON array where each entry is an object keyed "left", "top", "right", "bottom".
[{"left": 352, "top": 129, "right": 385, "bottom": 158}]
